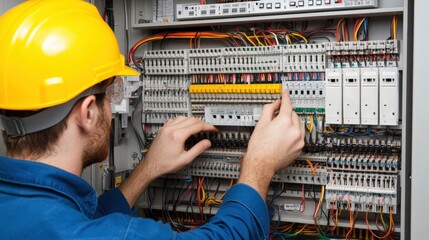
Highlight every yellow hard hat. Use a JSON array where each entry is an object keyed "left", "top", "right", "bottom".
[{"left": 0, "top": 0, "right": 140, "bottom": 111}]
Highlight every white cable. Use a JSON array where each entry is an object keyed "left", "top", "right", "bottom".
[{"left": 271, "top": 32, "right": 279, "bottom": 45}]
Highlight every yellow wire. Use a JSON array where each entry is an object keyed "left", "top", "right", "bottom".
[
  {"left": 199, "top": 178, "right": 206, "bottom": 202},
  {"left": 241, "top": 32, "right": 257, "bottom": 47},
  {"left": 306, "top": 115, "right": 314, "bottom": 133},
  {"left": 286, "top": 34, "right": 291, "bottom": 44},
  {"left": 279, "top": 223, "right": 295, "bottom": 232},
  {"left": 313, "top": 186, "right": 325, "bottom": 227},
  {"left": 253, "top": 30, "right": 265, "bottom": 46},
  {"left": 294, "top": 224, "right": 307, "bottom": 235},
  {"left": 354, "top": 18, "right": 365, "bottom": 41},
  {"left": 380, "top": 206, "right": 389, "bottom": 231},
  {"left": 290, "top": 33, "right": 308, "bottom": 43},
  {"left": 206, "top": 179, "right": 234, "bottom": 208},
  {"left": 393, "top": 16, "right": 398, "bottom": 40}
]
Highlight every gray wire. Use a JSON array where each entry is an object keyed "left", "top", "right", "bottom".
[{"left": 131, "top": 89, "right": 145, "bottom": 153}]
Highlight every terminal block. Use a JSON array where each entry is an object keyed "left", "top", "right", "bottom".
[
  {"left": 189, "top": 158, "right": 241, "bottom": 179},
  {"left": 325, "top": 172, "right": 398, "bottom": 213},
  {"left": 142, "top": 75, "right": 191, "bottom": 124},
  {"left": 188, "top": 46, "right": 282, "bottom": 74},
  {"left": 189, "top": 83, "right": 281, "bottom": 121},
  {"left": 327, "top": 154, "right": 399, "bottom": 173},
  {"left": 222, "top": 46, "right": 282, "bottom": 73},
  {"left": 325, "top": 40, "right": 401, "bottom": 69},
  {"left": 189, "top": 155, "right": 327, "bottom": 185},
  {"left": 143, "top": 49, "right": 188, "bottom": 75},
  {"left": 325, "top": 190, "right": 398, "bottom": 214},
  {"left": 189, "top": 48, "right": 223, "bottom": 74},
  {"left": 273, "top": 165, "right": 327, "bottom": 185},
  {"left": 283, "top": 81, "right": 325, "bottom": 109},
  {"left": 189, "top": 83, "right": 282, "bottom": 94},
  {"left": 185, "top": 132, "right": 250, "bottom": 151},
  {"left": 282, "top": 43, "right": 326, "bottom": 72},
  {"left": 204, "top": 105, "right": 262, "bottom": 126}
]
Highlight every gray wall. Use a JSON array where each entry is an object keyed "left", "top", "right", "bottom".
[
  {"left": 1, "top": 0, "right": 25, "bottom": 14},
  {"left": 411, "top": 0, "right": 429, "bottom": 239}
]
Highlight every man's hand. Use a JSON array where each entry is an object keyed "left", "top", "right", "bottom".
[
  {"left": 143, "top": 116, "right": 217, "bottom": 177},
  {"left": 238, "top": 91, "right": 305, "bottom": 199},
  {"left": 120, "top": 117, "right": 217, "bottom": 207}
]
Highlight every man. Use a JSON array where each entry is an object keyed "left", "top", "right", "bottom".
[{"left": 0, "top": 0, "right": 304, "bottom": 239}]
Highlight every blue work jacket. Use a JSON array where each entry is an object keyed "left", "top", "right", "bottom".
[{"left": 0, "top": 156, "right": 269, "bottom": 239}]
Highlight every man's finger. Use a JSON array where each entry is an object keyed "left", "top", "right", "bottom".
[
  {"left": 168, "top": 116, "right": 188, "bottom": 126},
  {"left": 174, "top": 117, "right": 202, "bottom": 129},
  {"left": 175, "top": 117, "right": 219, "bottom": 134},
  {"left": 183, "top": 139, "right": 212, "bottom": 164},
  {"left": 291, "top": 112, "right": 305, "bottom": 141},
  {"left": 279, "top": 91, "right": 293, "bottom": 117},
  {"left": 258, "top": 99, "right": 281, "bottom": 126},
  {"left": 176, "top": 122, "right": 218, "bottom": 141},
  {"left": 164, "top": 118, "right": 174, "bottom": 125}
]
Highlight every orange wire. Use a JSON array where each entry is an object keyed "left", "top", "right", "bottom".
[
  {"left": 366, "top": 207, "right": 394, "bottom": 239},
  {"left": 306, "top": 159, "right": 318, "bottom": 176}
]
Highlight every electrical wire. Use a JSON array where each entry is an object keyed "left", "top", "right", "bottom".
[
  {"left": 129, "top": 32, "right": 235, "bottom": 68},
  {"left": 131, "top": 89, "right": 146, "bottom": 153},
  {"left": 391, "top": 16, "right": 398, "bottom": 40},
  {"left": 366, "top": 206, "right": 394, "bottom": 239},
  {"left": 104, "top": 0, "right": 115, "bottom": 31}
]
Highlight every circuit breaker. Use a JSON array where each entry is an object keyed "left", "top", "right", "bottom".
[
  {"left": 379, "top": 67, "right": 400, "bottom": 126},
  {"left": 361, "top": 68, "right": 379, "bottom": 125},
  {"left": 342, "top": 68, "right": 361, "bottom": 124},
  {"left": 325, "top": 69, "right": 343, "bottom": 124}
]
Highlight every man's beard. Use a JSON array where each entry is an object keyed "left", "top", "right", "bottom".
[{"left": 82, "top": 104, "right": 110, "bottom": 169}]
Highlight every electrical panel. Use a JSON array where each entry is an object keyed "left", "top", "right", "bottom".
[
  {"left": 135, "top": 37, "right": 402, "bottom": 236},
  {"left": 176, "top": 0, "right": 378, "bottom": 20},
  {"left": 124, "top": 0, "right": 406, "bottom": 238}
]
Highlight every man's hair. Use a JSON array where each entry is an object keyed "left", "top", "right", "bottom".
[{"left": 2, "top": 80, "right": 111, "bottom": 159}]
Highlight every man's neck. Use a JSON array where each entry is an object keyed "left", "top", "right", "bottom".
[{"left": 8, "top": 130, "right": 84, "bottom": 176}]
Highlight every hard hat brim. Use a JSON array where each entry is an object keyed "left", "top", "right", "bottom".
[{"left": 118, "top": 66, "right": 141, "bottom": 76}]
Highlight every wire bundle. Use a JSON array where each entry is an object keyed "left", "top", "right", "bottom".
[
  {"left": 336, "top": 18, "right": 349, "bottom": 42},
  {"left": 390, "top": 16, "right": 398, "bottom": 40},
  {"left": 353, "top": 18, "right": 369, "bottom": 41}
]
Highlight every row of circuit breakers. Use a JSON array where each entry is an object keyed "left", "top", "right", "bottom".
[
  {"left": 176, "top": 0, "right": 378, "bottom": 20},
  {"left": 143, "top": 40, "right": 401, "bottom": 127}
]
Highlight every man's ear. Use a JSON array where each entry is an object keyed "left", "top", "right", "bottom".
[{"left": 73, "top": 95, "right": 98, "bottom": 133}]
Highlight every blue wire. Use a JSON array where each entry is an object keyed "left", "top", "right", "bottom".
[
  {"left": 181, "top": 177, "right": 193, "bottom": 183},
  {"left": 313, "top": 113, "right": 319, "bottom": 131}
]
